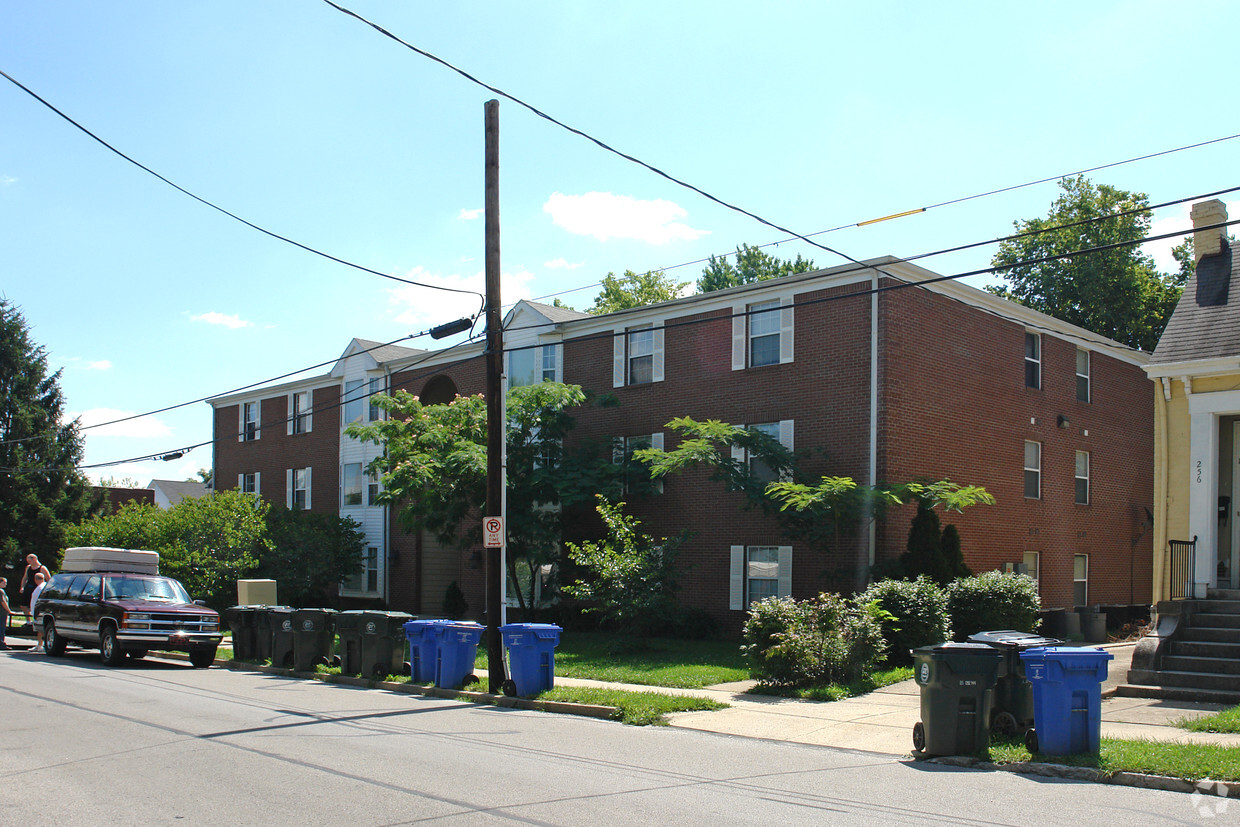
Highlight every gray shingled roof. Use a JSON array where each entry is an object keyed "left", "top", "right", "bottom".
[
  {"left": 1151, "top": 241, "right": 1240, "bottom": 365},
  {"left": 523, "top": 300, "right": 592, "bottom": 323},
  {"left": 354, "top": 339, "right": 427, "bottom": 365}
]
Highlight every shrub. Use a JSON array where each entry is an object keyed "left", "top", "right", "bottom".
[
  {"left": 858, "top": 576, "right": 951, "bottom": 665},
  {"left": 946, "top": 570, "right": 1041, "bottom": 640},
  {"left": 742, "top": 593, "right": 888, "bottom": 687},
  {"left": 441, "top": 581, "right": 468, "bottom": 619}
]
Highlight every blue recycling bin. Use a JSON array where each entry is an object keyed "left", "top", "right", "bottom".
[
  {"left": 403, "top": 619, "right": 453, "bottom": 683},
  {"left": 501, "top": 623, "right": 562, "bottom": 696},
  {"left": 1019, "top": 646, "right": 1113, "bottom": 755},
  {"left": 436, "top": 622, "right": 484, "bottom": 689}
]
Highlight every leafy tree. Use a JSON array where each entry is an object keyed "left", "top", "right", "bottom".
[
  {"left": 899, "top": 501, "right": 972, "bottom": 585},
  {"left": 986, "top": 176, "right": 1188, "bottom": 352},
  {"left": 347, "top": 382, "right": 632, "bottom": 611},
  {"left": 194, "top": 468, "right": 213, "bottom": 486},
  {"left": 562, "top": 496, "right": 689, "bottom": 637},
  {"left": 0, "top": 299, "right": 98, "bottom": 570},
  {"left": 589, "top": 269, "right": 688, "bottom": 314},
  {"left": 698, "top": 243, "right": 815, "bottom": 293},
  {"left": 258, "top": 506, "right": 365, "bottom": 608}
]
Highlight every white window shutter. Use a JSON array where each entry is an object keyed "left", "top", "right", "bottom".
[
  {"left": 238, "top": 473, "right": 243, "bottom": 491},
  {"left": 613, "top": 329, "right": 626, "bottom": 388},
  {"left": 730, "top": 546, "right": 745, "bottom": 610},
  {"left": 286, "top": 469, "right": 293, "bottom": 509},
  {"left": 254, "top": 472, "right": 261, "bottom": 497},
  {"left": 778, "top": 420, "right": 795, "bottom": 481},
  {"left": 731, "top": 306, "right": 746, "bottom": 370},
  {"left": 305, "top": 390, "right": 312, "bottom": 433},
  {"left": 238, "top": 406, "right": 244, "bottom": 443},
  {"left": 553, "top": 343, "right": 563, "bottom": 383},
  {"left": 286, "top": 394, "right": 293, "bottom": 435},
  {"left": 652, "top": 326, "right": 665, "bottom": 383},
  {"left": 779, "top": 297, "right": 794, "bottom": 364},
  {"left": 778, "top": 546, "right": 793, "bottom": 597},
  {"left": 304, "top": 467, "right": 311, "bottom": 510},
  {"left": 651, "top": 432, "right": 664, "bottom": 494}
]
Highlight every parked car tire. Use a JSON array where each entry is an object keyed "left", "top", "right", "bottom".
[
  {"left": 99, "top": 626, "right": 126, "bottom": 666},
  {"left": 189, "top": 646, "right": 217, "bottom": 669},
  {"left": 44, "top": 619, "right": 67, "bottom": 656}
]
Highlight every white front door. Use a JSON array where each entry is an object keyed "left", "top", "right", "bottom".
[{"left": 1231, "top": 420, "right": 1240, "bottom": 589}]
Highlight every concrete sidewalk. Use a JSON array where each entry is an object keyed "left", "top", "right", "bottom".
[{"left": 559, "top": 642, "right": 1240, "bottom": 756}]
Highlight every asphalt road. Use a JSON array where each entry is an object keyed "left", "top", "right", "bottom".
[{"left": 0, "top": 649, "right": 1222, "bottom": 825}]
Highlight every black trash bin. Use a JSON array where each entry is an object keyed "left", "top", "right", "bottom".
[
  {"left": 254, "top": 606, "right": 290, "bottom": 663},
  {"left": 911, "top": 642, "right": 1003, "bottom": 756},
  {"left": 225, "top": 606, "right": 260, "bottom": 662},
  {"left": 269, "top": 606, "right": 296, "bottom": 668},
  {"left": 967, "top": 630, "right": 1061, "bottom": 734},
  {"left": 358, "top": 611, "right": 413, "bottom": 678},
  {"left": 335, "top": 610, "right": 367, "bottom": 675},
  {"left": 291, "top": 608, "right": 337, "bottom": 672}
]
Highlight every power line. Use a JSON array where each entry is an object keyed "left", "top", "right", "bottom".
[{"left": 0, "top": 67, "right": 485, "bottom": 303}]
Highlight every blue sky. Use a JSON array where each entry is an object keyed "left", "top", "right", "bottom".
[{"left": 3, "top": 1, "right": 1238, "bottom": 484}]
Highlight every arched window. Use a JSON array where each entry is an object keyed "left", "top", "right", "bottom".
[{"left": 420, "top": 375, "right": 457, "bottom": 405}]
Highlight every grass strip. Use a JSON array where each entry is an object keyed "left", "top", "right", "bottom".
[
  {"left": 749, "top": 667, "right": 914, "bottom": 701},
  {"left": 988, "top": 736, "right": 1240, "bottom": 782},
  {"left": 1177, "top": 704, "right": 1240, "bottom": 734},
  {"left": 536, "top": 686, "right": 728, "bottom": 726}
]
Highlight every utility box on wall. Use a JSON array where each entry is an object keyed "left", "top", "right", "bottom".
[{"left": 237, "top": 579, "right": 278, "bottom": 606}]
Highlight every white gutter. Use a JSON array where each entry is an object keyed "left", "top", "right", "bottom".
[{"left": 869, "top": 268, "right": 879, "bottom": 570}]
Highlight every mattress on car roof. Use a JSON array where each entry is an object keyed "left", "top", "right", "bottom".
[{"left": 60, "top": 547, "right": 160, "bottom": 575}]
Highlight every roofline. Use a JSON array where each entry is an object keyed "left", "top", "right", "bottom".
[
  {"left": 208, "top": 372, "right": 335, "bottom": 407},
  {"left": 1144, "top": 356, "right": 1240, "bottom": 379}
]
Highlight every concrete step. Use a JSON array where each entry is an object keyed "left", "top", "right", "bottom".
[
  {"left": 1171, "top": 639, "right": 1240, "bottom": 660},
  {"left": 1128, "top": 668, "right": 1240, "bottom": 693},
  {"left": 1193, "top": 599, "right": 1240, "bottom": 614},
  {"left": 1178, "top": 626, "right": 1240, "bottom": 643},
  {"left": 1162, "top": 655, "right": 1240, "bottom": 675},
  {"left": 1114, "top": 683, "right": 1240, "bottom": 705},
  {"left": 1207, "top": 588, "right": 1240, "bottom": 601},
  {"left": 1193, "top": 612, "right": 1240, "bottom": 629}
]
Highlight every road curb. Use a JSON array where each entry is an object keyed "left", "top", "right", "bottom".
[
  {"left": 919, "top": 754, "right": 1240, "bottom": 798},
  {"left": 221, "top": 659, "right": 619, "bottom": 721}
]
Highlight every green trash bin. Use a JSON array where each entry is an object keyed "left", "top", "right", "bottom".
[
  {"left": 291, "top": 608, "right": 337, "bottom": 672},
  {"left": 225, "top": 606, "right": 260, "bottom": 662},
  {"left": 254, "top": 606, "right": 290, "bottom": 663},
  {"left": 335, "top": 610, "right": 367, "bottom": 675},
  {"left": 359, "top": 611, "right": 413, "bottom": 678},
  {"left": 967, "top": 630, "right": 1061, "bottom": 734},
  {"left": 912, "top": 642, "right": 1003, "bottom": 756},
  {"left": 269, "top": 606, "right": 296, "bottom": 668}
]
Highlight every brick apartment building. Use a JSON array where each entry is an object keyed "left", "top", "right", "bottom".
[{"left": 210, "top": 257, "right": 1154, "bottom": 632}]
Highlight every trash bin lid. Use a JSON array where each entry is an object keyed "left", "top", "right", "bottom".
[
  {"left": 912, "top": 642, "right": 1003, "bottom": 658},
  {"left": 968, "top": 630, "right": 1061, "bottom": 649}
]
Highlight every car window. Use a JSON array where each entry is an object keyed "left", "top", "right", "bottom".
[
  {"left": 63, "top": 575, "right": 88, "bottom": 598},
  {"left": 41, "top": 574, "right": 71, "bottom": 600},
  {"left": 79, "top": 576, "right": 102, "bottom": 600}
]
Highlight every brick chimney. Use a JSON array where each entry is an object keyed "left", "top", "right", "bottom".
[{"left": 1191, "top": 199, "right": 1228, "bottom": 262}]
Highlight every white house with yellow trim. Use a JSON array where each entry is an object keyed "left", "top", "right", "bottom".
[{"left": 1146, "top": 199, "right": 1239, "bottom": 601}]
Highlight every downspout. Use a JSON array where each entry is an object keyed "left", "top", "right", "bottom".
[{"left": 869, "top": 269, "right": 879, "bottom": 572}]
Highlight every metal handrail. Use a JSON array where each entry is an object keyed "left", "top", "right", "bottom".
[{"left": 1168, "top": 536, "right": 1197, "bottom": 600}]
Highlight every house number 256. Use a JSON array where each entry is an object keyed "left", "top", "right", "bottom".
[{"left": 1197, "top": 460, "right": 1203, "bottom": 484}]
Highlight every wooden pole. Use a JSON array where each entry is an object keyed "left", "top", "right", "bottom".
[{"left": 484, "top": 99, "right": 507, "bottom": 692}]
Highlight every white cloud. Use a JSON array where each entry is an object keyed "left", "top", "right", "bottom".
[
  {"left": 458, "top": 207, "right": 484, "bottom": 220},
  {"left": 191, "top": 311, "right": 253, "bottom": 329},
  {"left": 75, "top": 407, "right": 173, "bottom": 439},
  {"left": 1, "top": 175, "right": 15, "bottom": 187},
  {"left": 544, "top": 191, "right": 709, "bottom": 244},
  {"left": 87, "top": 360, "right": 112, "bottom": 371},
  {"left": 544, "top": 257, "right": 585, "bottom": 270},
  {"left": 387, "top": 265, "right": 535, "bottom": 331}
]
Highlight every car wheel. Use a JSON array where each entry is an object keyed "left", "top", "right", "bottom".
[
  {"left": 99, "top": 626, "right": 125, "bottom": 666},
  {"left": 44, "top": 619, "right": 67, "bottom": 656},
  {"left": 189, "top": 646, "right": 217, "bottom": 669}
]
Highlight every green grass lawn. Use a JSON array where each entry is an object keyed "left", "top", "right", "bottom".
[
  {"left": 752, "top": 666, "right": 914, "bottom": 701},
  {"left": 1177, "top": 704, "right": 1240, "bottom": 734},
  {"left": 476, "top": 631, "right": 750, "bottom": 688},
  {"left": 536, "top": 686, "right": 727, "bottom": 726},
  {"left": 988, "top": 734, "right": 1240, "bottom": 782}
]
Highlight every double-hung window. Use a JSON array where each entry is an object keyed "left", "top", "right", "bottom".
[
  {"left": 1025, "top": 332, "right": 1041, "bottom": 389},
  {"left": 1022, "top": 551, "right": 1040, "bottom": 590},
  {"left": 241, "top": 401, "right": 260, "bottom": 442},
  {"left": 613, "top": 433, "right": 664, "bottom": 493},
  {"left": 291, "top": 391, "right": 311, "bottom": 435},
  {"left": 367, "top": 378, "right": 383, "bottom": 422},
  {"left": 287, "top": 467, "right": 311, "bottom": 510},
  {"left": 343, "top": 379, "right": 366, "bottom": 425},
  {"left": 729, "top": 545, "right": 792, "bottom": 610},
  {"left": 342, "top": 463, "right": 364, "bottom": 507},
  {"left": 627, "top": 326, "right": 654, "bottom": 385},
  {"left": 1073, "top": 554, "right": 1089, "bottom": 606},
  {"left": 1075, "top": 450, "right": 1090, "bottom": 505},
  {"left": 732, "top": 420, "right": 794, "bottom": 484},
  {"left": 613, "top": 326, "right": 663, "bottom": 387},
  {"left": 367, "top": 473, "right": 381, "bottom": 506},
  {"left": 343, "top": 546, "right": 379, "bottom": 594},
  {"left": 732, "top": 297, "right": 793, "bottom": 370},
  {"left": 239, "top": 472, "right": 259, "bottom": 495},
  {"left": 510, "top": 343, "right": 562, "bottom": 388},
  {"left": 748, "top": 301, "right": 781, "bottom": 367},
  {"left": 1024, "top": 441, "right": 1041, "bottom": 499},
  {"left": 1076, "top": 349, "right": 1091, "bottom": 403}
]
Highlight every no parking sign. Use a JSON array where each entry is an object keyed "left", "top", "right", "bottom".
[{"left": 483, "top": 516, "right": 504, "bottom": 547}]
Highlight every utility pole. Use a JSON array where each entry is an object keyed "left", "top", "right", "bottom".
[{"left": 484, "top": 99, "right": 507, "bottom": 693}]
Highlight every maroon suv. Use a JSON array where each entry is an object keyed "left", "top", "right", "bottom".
[{"left": 35, "top": 572, "right": 222, "bottom": 668}]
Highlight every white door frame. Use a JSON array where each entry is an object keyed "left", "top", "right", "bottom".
[{"left": 1188, "top": 390, "right": 1240, "bottom": 597}]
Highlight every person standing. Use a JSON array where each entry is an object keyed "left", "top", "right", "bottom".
[
  {"left": 0, "top": 576, "right": 10, "bottom": 650},
  {"left": 29, "top": 572, "right": 47, "bottom": 649},
  {"left": 19, "top": 553, "right": 51, "bottom": 617}
]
